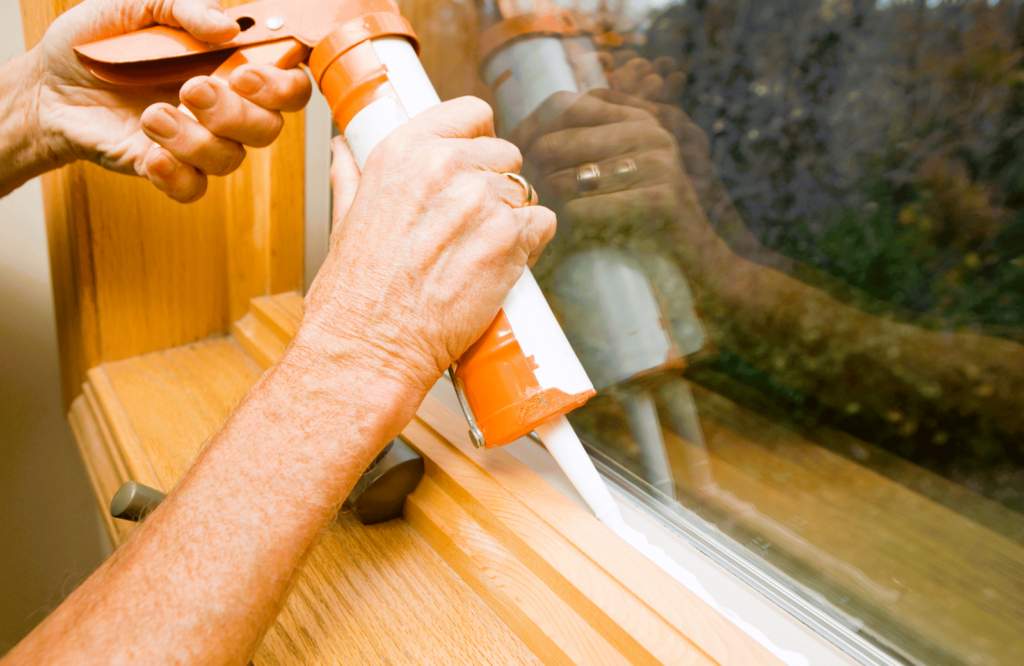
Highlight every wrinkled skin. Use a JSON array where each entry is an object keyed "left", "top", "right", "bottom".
[
  {"left": 33, "top": 0, "right": 312, "bottom": 201},
  {"left": 300, "top": 97, "right": 555, "bottom": 394}
]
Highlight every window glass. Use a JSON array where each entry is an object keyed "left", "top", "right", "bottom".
[
  {"left": 458, "top": 0, "right": 1024, "bottom": 659},
  {"left": 422, "top": 0, "right": 1024, "bottom": 663}
]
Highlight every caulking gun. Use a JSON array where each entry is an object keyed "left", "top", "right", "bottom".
[{"left": 79, "top": 0, "right": 626, "bottom": 528}]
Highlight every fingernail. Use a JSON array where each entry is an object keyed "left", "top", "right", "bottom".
[
  {"left": 144, "top": 108, "right": 179, "bottom": 140},
  {"left": 149, "top": 153, "right": 176, "bottom": 179},
  {"left": 232, "top": 69, "right": 263, "bottom": 96},
  {"left": 183, "top": 80, "right": 217, "bottom": 110}
]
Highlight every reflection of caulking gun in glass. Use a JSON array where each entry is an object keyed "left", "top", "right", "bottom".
[
  {"left": 476, "top": 3, "right": 714, "bottom": 498},
  {"left": 77, "top": 0, "right": 627, "bottom": 529}
]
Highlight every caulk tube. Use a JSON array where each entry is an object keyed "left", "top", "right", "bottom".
[
  {"left": 307, "top": 3, "right": 440, "bottom": 169},
  {"left": 309, "top": 1, "right": 596, "bottom": 450},
  {"left": 478, "top": 12, "right": 604, "bottom": 137},
  {"left": 551, "top": 249, "right": 680, "bottom": 496}
]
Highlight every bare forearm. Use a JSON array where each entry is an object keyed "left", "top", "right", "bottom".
[
  {"left": 0, "top": 48, "right": 62, "bottom": 198},
  {"left": 3, "top": 341, "right": 425, "bottom": 665}
]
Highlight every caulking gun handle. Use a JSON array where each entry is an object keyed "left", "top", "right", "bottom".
[
  {"left": 207, "top": 39, "right": 311, "bottom": 85},
  {"left": 178, "top": 39, "right": 311, "bottom": 120}
]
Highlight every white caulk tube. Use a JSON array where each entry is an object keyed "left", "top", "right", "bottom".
[
  {"left": 340, "top": 38, "right": 440, "bottom": 169},
  {"left": 311, "top": 14, "right": 601, "bottom": 472},
  {"left": 552, "top": 249, "right": 681, "bottom": 497},
  {"left": 314, "top": 35, "right": 743, "bottom": 634}
]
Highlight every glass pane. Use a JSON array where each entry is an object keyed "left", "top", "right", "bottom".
[{"left": 416, "top": 0, "right": 1024, "bottom": 663}]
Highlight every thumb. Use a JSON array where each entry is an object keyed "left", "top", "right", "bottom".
[
  {"left": 330, "top": 136, "right": 360, "bottom": 222},
  {"left": 168, "top": 0, "right": 240, "bottom": 44}
]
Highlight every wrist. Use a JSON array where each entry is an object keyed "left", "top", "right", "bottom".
[
  {"left": 291, "top": 316, "right": 441, "bottom": 397},
  {"left": 269, "top": 333, "right": 429, "bottom": 455}
]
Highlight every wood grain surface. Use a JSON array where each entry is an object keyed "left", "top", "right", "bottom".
[
  {"left": 19, "top": 0, "right": 304, "bottom": 409},
  {"left": 67, "top": 292, "right": 782, "bottom": 665},
  {"left": 69, "top": 341, "right": 544, "bottom": 665}
]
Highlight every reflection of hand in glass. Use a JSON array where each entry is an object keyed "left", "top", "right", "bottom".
[
  {"left": 508, "top": 89, "right": 718, "bottom": 260},
  {"left": 602, "top": 50, "right": 687, "bottom": 104},
  {"left": 506, "top": 85, "right": 716, "bottom": 497},
  {"left": 510, "top": 67, "right": 1024, "bottom": 463},
  {"left": 603, "top": 54, "right": 794, "bottom": 270},
  {"left": 602, "top": 57, "right": 1024, "bottom": 460}
]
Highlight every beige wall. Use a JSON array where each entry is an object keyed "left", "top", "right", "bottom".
[{"left": 0, "top": 0, "right": 107, "bottom": 654}]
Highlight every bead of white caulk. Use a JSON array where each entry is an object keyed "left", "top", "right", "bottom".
[{"left": 534, "top": 415, "right": 810, "bottom": 666}]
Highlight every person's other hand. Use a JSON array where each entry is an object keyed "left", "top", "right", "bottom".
[
  {"left": 597, "top": 52, "right": 717, "bottom": 183},
  {"left": 32, "top": 0, "right": 312, "bottom": 202},
  {"left": 507, "top": 89, "right": 738, "bottom": 285},
  {"left": 590, "top": 85, "right": 791, "bottom": 271},
  {"left": 298, "top": 98, "right": 556, "bottom": 392},
  {"left": 508, "top": 90, "right": 692, "bottom": 240}
]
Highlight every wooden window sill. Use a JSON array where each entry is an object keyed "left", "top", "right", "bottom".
[{"left": 68, "top": 292, "right": 779, "bottom": 666}]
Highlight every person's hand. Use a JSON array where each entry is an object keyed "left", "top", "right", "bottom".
[
  {"left": 508, "top": 90, "right": 693, "bottom": 242},
  {"left": 598, "top": 52, "right": 720, "bottom": 197},
  {"left": 594, "top": 80, "right": 793, "bottom": 271},
  {"left": 297, "top": 98, "right": 556, "bottom": 392},
  {"left": 31, "top": 0, "right": 312, "bottom": 202},
  {"left": 507, "top": 88, "right": 745, "bottom": 293}
]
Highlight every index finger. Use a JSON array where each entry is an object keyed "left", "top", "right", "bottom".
[{"left": 405, "top": 96, "right": 497, "bottom": 140}]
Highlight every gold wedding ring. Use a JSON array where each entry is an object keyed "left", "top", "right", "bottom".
[
  {"left": 614, "top": 158, "right": 637, "bottom": 178},
  {"left": 576, "top": 162, "right": 601, "bottom": 193},
  {"left": 503, "top": 172, "right": 535, "bottom": 208}
]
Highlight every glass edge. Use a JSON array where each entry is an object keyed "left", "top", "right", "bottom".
[{"left": 582, "top": 441, "right": 923, "bottom": 666}]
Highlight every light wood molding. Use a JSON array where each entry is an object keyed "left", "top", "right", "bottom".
[
  {"left": 67, "top": 292, "right": 782, "bottom": 665},
  {"left": 223, "top": 119, "right": 306, "bottom": 324},
  {"left": 19, "top": 0, "right": 304, "bottom": 409}
]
